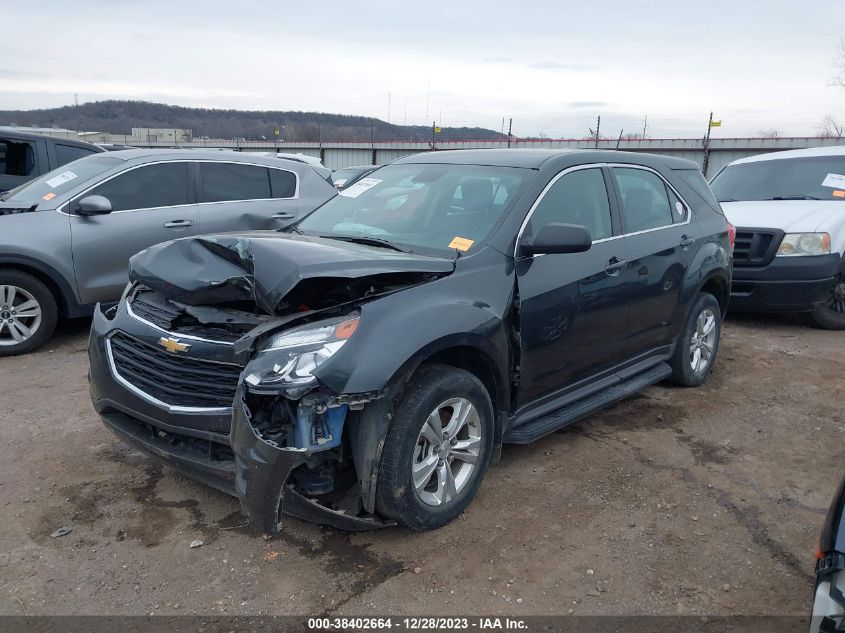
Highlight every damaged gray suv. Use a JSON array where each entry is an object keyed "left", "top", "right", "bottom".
[{"left": 88, "top": 149, "right": 732, "bottom": 533}]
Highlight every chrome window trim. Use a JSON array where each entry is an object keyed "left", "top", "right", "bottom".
[
  {"left": 514, "top": 162, "right": 693, "bottom": 257},
  {"left": 126, "top": 301, "right": 235, "bottom": 346},
  {"left": 105, "top": 334, "right": 233, "bottom": 414},
  {"left": 195, "top": 159, "right": 300, "bottom": 201},
  {"left": 56, "top": 158, "right": 301, "bottom": 216},
  {"left": 56, "top": 159, "right": 196, "bottom": 216}
]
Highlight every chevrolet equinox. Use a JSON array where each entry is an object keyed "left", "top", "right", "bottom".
[{"left": 88, "top": 149, "right": 732, "bottom": 533}]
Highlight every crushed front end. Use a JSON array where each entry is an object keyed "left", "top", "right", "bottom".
[{"left": 89, "top": 233, "right": 452, "bottom": 533}]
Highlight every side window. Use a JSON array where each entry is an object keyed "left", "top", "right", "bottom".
[
  {"left": 526, "top": 168, "right": 613, "bottom": 241},
  {"left": 666, "top": 187, "right": 688, "bottom": 223},
  {"left": 0, "top": 138, "right": 37, "bottom": 177},
  {"left": 612, "top": 167, "right": 674, "bottom": 233},
  {"left": 201, "top": 163, "right": 271, "bottom": 202},
  {"left": 269, "top": 168, "right": 297, "bottom": 198},
  {"left": 86, "top": 162, "right": 190, "bottom": 212},
  {"left": 55, "top": 144, "right": 97, "bottom": 166}
]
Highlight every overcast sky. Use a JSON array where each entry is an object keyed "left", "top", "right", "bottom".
[{"left": 1, "top": 0, "right": 843, "bottom": 138}]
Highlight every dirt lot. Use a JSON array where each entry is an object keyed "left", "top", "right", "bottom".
[{"left": 0, "top": 314, "right": 841, "bottom": 617}]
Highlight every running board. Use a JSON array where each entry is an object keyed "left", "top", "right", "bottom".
[{"left": 502, "top": 362, "right": 672, "bottom": 444}]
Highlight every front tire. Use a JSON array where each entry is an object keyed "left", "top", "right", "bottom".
[
  {"left": 668, "top": 292, "right": 722, "bottom": 387},
  {"left": 375, "top": 365, "right": 494, "bottom": 530},
  {"left": 0, "top": 271, "right": 58, "bottom": 357},
  {"left": 804, "top": 271, "right": 845, "bottom": 330}
]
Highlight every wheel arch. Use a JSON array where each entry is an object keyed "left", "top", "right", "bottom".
[
  {"left": 697, "top": 271, "right": 730, "bottom": 317},
  {"left": 0, "top": 256, "right": 80, "bottom": 318}
]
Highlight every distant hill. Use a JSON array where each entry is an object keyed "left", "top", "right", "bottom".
[{"left": 0, "top": 100, "right": 506, "bottom": 142}]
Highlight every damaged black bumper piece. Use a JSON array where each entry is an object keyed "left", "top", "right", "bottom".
[
  {"left": 230, "top": 385, "right": 394, "bottom": 534},
  {"left": 89, "top": 304, "right": 394, "bottom": 533}
]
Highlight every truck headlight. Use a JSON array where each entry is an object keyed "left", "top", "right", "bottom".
[
  {"left": 245, "top": 315, "right": 360, "bottom": 391},
  {"left": 776, "top": 233, "right": 831, "bottom": 257}
]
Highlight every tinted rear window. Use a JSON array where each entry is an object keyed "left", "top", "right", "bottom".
[
  {"left": 201, "top": 163, "right": 271, "bottom": 202},
  {"left": 710, "top": 156, "right": 845, "bottom": 202},
  {"left": 672, "top": 167, "right": 721, "bottom": 211},
  {"left": 55, "top": 143, "right": 99, "bottom": 165},
  {"left": 269, "top": 168, "right": 297, "bottom": 198}
]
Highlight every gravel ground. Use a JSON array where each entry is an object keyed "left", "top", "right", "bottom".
[{"left": 0, "top": 314, "right": 841, "bottom": 617}]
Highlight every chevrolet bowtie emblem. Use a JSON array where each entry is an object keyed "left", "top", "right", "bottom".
[{"left": 158, "top": 337, "right": 191, "bottom": 353}]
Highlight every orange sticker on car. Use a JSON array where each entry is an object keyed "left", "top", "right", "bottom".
[
  {"left": 448, "top": 236, "right": 475, "bottom": 251},
  {"left": 833, "top": 190, "right": 845, "bottom": 198},
  {"left": 42, "top": 192, "right": 56, "bottom": 201}
]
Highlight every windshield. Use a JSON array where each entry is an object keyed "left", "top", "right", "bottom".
[
  {"left": 0, "top": 155, "right": 121, "bottom": 205},
  {"left": 710, "top": 156, "right": 845, "bottom": 202},
  {"left": 331, "top": 168, "right": 366, "bottom": 185},
  {"left": 298, "top": 163, "right": 532, "bottom": 255}
]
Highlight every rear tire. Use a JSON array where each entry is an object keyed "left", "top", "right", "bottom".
[
  {"left": 668, "top": 292, "right": 722, "bottom": 387},
  {"left": 375, "top": 365, "right": 494, "bottom": 530},
  {"left": 0, "top": 270, "right": 58, "bottom": 357},
  {"left": 804, "top": 271, "right": 845, "bottom": 330}
]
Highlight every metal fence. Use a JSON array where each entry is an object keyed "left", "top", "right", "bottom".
[{"left": 164, "top": 136, "right": 845, "bottom": 177}]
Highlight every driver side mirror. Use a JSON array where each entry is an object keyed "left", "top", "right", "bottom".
[
  {"left": 76, "top": 195, "right": 113, "bottom": 216},
  {"left": 519, "top": 222, "right": 592, "bottom": 256}
]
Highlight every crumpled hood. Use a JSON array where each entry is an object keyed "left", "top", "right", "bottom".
[
  {"left": 128, "top": 232, "right": 454, "bottom": 315},
  {"left": 721, "top": 200, "right": 843, "bottom": 232}
]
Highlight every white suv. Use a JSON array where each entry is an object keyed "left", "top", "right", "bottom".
[{"left": 710, "top": 146, "right": 845, "bottom": 329}]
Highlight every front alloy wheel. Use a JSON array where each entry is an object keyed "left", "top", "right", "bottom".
[
  {"left": 412, "top": 397, "right": 482, "bottom": 507},
  {"left": 376, "top": 365, "right": 494, "bottom": 530},
  {"left": 0, "top": 285, "right": 42, "bottom": 347}
]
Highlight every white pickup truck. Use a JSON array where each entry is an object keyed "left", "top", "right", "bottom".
[{"left": 710, "top": 146, "right": 845, "bottom": 329}]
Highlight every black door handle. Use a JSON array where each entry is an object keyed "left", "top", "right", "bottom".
[
  {"left": 271, "top": 212, "right": 296, "bottom": 220},
  {"left": 680, "top": 234, "right": 695, "bottom": 248},
  {"left": 604, "top": 257, "right": 629, "bottom": 276}
]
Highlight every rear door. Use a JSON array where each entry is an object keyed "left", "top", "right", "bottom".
[
  {"left": 196, "top": 161, "right": 300, "bottom": 233},
  {"left": 69, "top": 161, "right": 199, "bottom": 304},
  {"left": 515, "top": 165, "right": 632, "bottom": 406},
  {"left": 609, "top": 165, "right": 695, "bottom": 352}
]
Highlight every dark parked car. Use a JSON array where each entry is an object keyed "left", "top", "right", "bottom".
[
  {"left": 88, "top": 149, "right": 732, "bottom": 534},
  {"left": 330, "top": 164, "right": 381, "bottom": 190},
  {"left": 0, "top": 149, "right": 336, "bottom": 355},
  {"left": 811, "top": 473, "right": 845, "bottom": 632},
  {"left": 0, "top": 129, "right": 104, "bottom": 192}
]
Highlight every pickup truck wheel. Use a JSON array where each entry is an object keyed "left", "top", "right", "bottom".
[
  {"left": 0, "top": 271, "right": 58, "bottom": 357},
  {"left": 668, "top": 292, "right": 721, "bottom": 387},
  {"left": 375, "top": 365, "right": 494, "bottom": 530},
  {"left": 804, "top": 273, "right": 845, "bottom": 330}
]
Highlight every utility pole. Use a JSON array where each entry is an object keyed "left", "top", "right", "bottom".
[
  {"left": 431, "top": 120, "right": 436, "bottom": 150},
  {"left": 703, "top": 111, "right": 714, "bottom": 176},
  {"left": 616, "top": 128, "right": 624, "bottom": 150},
  {"left": 371, "top": 125, "right": 376, "bottom": 165},
  {"left": 642, "top": 115, "right": 648, "bottom": 139},
  {"left": 595, "top": 115, "right": 601, "bottom": 148},
  {"left": 507, "top": 118, "right": 513, "bottom": 148}
]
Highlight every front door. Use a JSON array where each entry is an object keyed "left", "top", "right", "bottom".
[
  {"left": 69, "top": 161, "right": 199, "bottom": 304},
  {"left": 516, "top": 166, "right": 631, "bottom": 407},
  {"left": 609, "top": 165, "right": 695, "bottom": 351}
]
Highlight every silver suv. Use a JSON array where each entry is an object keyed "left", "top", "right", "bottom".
[{"left": 0, "top": 149, "right": 337, "bottom": 355}]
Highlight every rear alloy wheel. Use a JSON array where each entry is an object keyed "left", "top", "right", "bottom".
[
  {"left": 805, "top": 272, "right": 845, "bottom": 330},
  {"left": 376, "top": 365, "right": 494, "bottom": 530},
  {"left": 668, "top": 292, "right": 722, "bottom": 387},
  {"left": 0, "top": 271, "right": 58, "bottom": 357}
]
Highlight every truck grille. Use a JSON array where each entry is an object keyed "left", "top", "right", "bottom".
[
  {"left": 732, "top": 229, "right": 782, "bottom": 267},
  {"left": 108, "top": 331, "right": 242, "bottom": 409}
]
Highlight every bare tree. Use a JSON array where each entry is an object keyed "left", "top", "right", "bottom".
[
  {"left": 832, "top": 39, "right": 845, "bottom": 87},
  {"left": 820, "top": 115, "right": 844, "bottom": 138},
  {"left": 758, "top": 128, "right": 781, "bottom": 139}
]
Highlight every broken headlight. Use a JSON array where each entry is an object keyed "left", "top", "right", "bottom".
[{"left": 245, "top": 315, "right": 360, "bottom": 394}]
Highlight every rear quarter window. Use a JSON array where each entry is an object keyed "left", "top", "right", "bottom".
[{"left": 672, "top": 168, "right": 722, "bottom": 213}]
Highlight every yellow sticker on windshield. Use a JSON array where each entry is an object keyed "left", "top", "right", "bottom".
[
  {"left": 448, "top": 236, "right": 474, "bottom": 251},
  {"left": 42, "top": 192, "right": 56, "bottom": 201},
  {"left": 833, "top": 190, "right": 845, "bottom": 198}
]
